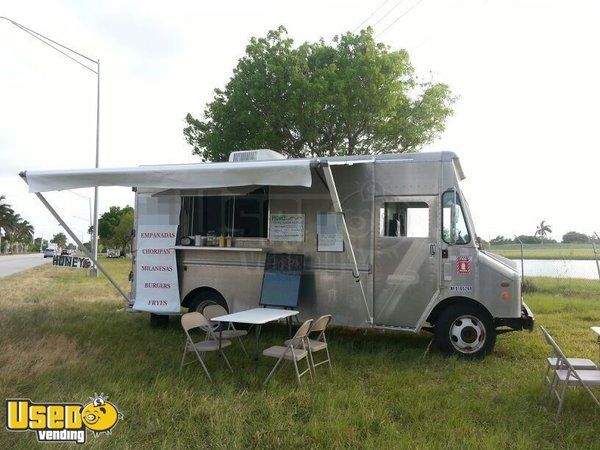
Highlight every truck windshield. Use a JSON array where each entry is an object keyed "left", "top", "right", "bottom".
[{"left": 442, "top": 190, "right": 471, "bottom": 245}]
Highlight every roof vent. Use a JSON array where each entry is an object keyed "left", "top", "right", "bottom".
[{"left": 229, "top": 149, "right": 286, "bottom": 162}]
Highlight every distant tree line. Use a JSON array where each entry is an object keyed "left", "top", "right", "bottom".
[{"left": 490, "top": 232, "right": 595, "bottom": 245}]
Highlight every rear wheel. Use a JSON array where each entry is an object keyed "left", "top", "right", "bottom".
[
  {"left": 187, "top": 291, "right": 231, "bottom": 332},
  {"left": 187, "top": 291, "right": 228, "bottom": 314},
  {"left": 434, "top": 303, "right": 496, "bottom": 357}
]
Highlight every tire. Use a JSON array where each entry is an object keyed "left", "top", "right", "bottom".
[
  {"left": 187, "top": 291, "right": 229, "bottom": 332},
  {"left": 187, "top": 291, "right": 228, "bottom": 314},
  {"left": 434, "top": 303, "right": 496, "bottom": 357}
]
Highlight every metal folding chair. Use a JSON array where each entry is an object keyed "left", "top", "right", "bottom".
[
  {"left": 180, "top": 312, "right": 234, "bottom": 382},
  {"left": 203, "top": 304, "right": 249, "bottom": 356},
  {"left": 263, "top": 319, "right": 313, "bottom": 387},
  {"left": 286, "top": 314, "right": 333, "bottom": 376},
  {"left": 540, "top": 326, "right": 600, "bottom": 418}
]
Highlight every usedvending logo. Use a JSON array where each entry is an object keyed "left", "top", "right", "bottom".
[{"left": 5, "top": 393, "right": 122, "bottom": 444}]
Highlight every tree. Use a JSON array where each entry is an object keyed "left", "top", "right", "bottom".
[
  {"left": 98, "top": 206, "right": 134, "bottom": 250},
  {"left": 516, "top": 235, "right": 541, "bottom": 244},
  {"left": 0, "top": 195, "right": 36, "bottom": 253},
  {"left": 14, "top": 220, "right": 34, "bottom": 242},
  {"left": 490, "top": 235, "right": 514, "bottom": 245},
  {"left": 535, "top": 220, "right": 552, "bottom": 244},
  {"left": 184, "top": 27, "right": 455, "bottom": 161},
  {"left": 0, "top": 195, "right": 15, "bottom": 232},
  {"left": 51, "top": 232, "right": 67, "bottom": 248},
  {"left": 112, "top": 209, "right": 134, "bottom": 253},
  {"left": 562, "top": 231, "right": 589, "bottom": 244},
  {"left": 33, "top": 237, "right": 48, "bottom": 250}
]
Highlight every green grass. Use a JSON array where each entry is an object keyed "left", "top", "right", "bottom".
[
  {"left": 1, "top": 261, "right": 600, "bottom": 449},
  {"left": 489, "top": 243, "right": 598, "bottom": 260},
  {"left": 526, "top": 276, "right": 600, "bottom": 298}
]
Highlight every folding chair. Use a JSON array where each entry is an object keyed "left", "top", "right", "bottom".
[
  {"left": 544, "top": 357, "right": 597, "bottom": 386},
  {"left": 263, "top": 319, "right": 313, "bottom": 387},
  {"left": 203, "top": 304, "right": 249, "bottom": 356},
  {"left": 286, "top": 314, "right": 332, "bottom": 376},
  {"left": 180, "top": 312, "right": 234, "bottom": 382},
  {"left": 540, "top": 326, "right": 600, "bottom": 418}
]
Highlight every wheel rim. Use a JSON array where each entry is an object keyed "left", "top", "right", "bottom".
[
  {"left": 193, "top": 299, "right": 217, "bottom": 313},
  {"left": 449, "top": 315, "right": 486, "bottom": 354}
]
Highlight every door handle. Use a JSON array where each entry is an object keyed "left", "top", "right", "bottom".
[{"left": 429, "top": 243, "right": 437, "bottom": 256}]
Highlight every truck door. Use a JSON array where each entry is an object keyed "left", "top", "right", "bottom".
[{"left": 373, "top": 196, "right": 440, "bottom": 328}]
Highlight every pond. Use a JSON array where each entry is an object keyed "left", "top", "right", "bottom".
[{"left": 511, "top": 259, "right": 600, "bottom": 280}]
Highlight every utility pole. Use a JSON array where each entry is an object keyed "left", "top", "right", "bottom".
[{"left": 1, "top": 16, "right": 101, "bottom": 276}]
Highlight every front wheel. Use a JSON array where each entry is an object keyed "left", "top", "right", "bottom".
[{"left": 434, "top": 303, "right": 496, "bottom": 357}]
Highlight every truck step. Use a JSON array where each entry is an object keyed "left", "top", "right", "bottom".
[{"left": 372, "top": 323, "right": 417, "bottom": 333}]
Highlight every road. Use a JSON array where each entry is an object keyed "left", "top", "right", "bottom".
[{"left": 0, "top": 253, "right": 51, "bottom": 277}]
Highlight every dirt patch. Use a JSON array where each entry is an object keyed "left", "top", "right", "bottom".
[{"left": 0, "top": 335, "right": 85, "bottom": 384}]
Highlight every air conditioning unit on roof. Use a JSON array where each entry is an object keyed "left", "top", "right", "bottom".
[{"left": 228, "top": 149, "right": 286, "bottom": 162}]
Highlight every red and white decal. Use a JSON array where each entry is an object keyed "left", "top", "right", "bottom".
[{"left": 456, "top": 256, "right": 471, "bottom": 275}]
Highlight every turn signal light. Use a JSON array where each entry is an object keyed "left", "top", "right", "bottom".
[{"left": 502, "top": 292, "right": 510, "bottom": 300}]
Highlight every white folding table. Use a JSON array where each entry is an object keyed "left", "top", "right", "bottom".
[{"left": 212, "top": 307, "right": 299, "bottom": 360}]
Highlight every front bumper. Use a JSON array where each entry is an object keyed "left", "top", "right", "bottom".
[{"left": 495, "top": 301, "right": 535, "bottom": 332}]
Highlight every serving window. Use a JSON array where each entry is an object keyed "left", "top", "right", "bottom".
[
  {"left": 379, "top": 202, "right": 429, "bottom": 238},
  {"left": 179, "top": 187, "right": 269, "bottom": 238}
]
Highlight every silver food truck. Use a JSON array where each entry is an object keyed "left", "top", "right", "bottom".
[{"left": 20, "top": 150, "right": 533, "bottom": 357}]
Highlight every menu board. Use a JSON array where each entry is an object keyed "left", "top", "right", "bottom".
[
  {"left": 132, "top": 193, "right": 181, "bottom": 314},
  {"left": 269, "top": 214, "right": 305, "bottom": 242},
  {"left": 317, "top": 213, "right": 344, "bottom": 252}
]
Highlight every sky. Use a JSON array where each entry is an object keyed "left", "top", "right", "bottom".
[{"left": 0, "top": 0, "right": 598, "bottom": 244}]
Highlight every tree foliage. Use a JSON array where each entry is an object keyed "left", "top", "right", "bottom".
[
  {"left": 112, "top": 209, "right": 134, "bottom": 252},
  {"left": 51, "top": 232, "right": 67, "bottom": 248},
  {"left": 490, "top": 235, "right": 514, "bottom": 245},
  {"left": 535, "top": 220, "right": 552, "bottom": 244},
  {"left": 562, "top": 231, "right": 590, "bottom": 244},
  {"left": 184, "top": 27, "right": 455, "bottom": 161},
  {"left": 98, "top": 206, "right": 134, "bottom": 251},
  {"left": 0, "top": 195, "right": 35, "bottom": 252}
]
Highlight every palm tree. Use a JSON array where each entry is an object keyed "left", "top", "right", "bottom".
[
  {"left": 0, "top": 195, "right": 15, "bottom": 232},
  {"left": 0, "top": 196, "right": 35, "bottom": 252},
  {"left": 16, "top": 220, "right": 34, "bottom": 242},
  {"left": 535, "top": 220, "right": 552, "bottom": 244}
]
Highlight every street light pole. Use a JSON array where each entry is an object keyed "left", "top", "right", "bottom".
[
  {"left": 1, "top": 16, "right": 101, "bottom": 276},
  {"left": 91, "top": 59, "right": 100, "bottom": 276}
]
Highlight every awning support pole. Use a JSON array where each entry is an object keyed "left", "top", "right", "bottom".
[
  {"left": 34, "top": 192, "right": 130, "bottom": 303},
  {"left": 321, "top": 165, "right": 373, "bottom": 324}
]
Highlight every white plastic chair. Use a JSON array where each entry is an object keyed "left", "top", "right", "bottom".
[
  {"left": 203, "top": 304, "right": 249, "bottom": 356},
  {"left": 263, "top": 319, "right": 313, "bottom": 387},
  {"left": 180, "top": 312, "right": 233, "bottom": 382},
  {"left": 540, "top": 326, "right": 600, "bottom": 418}
]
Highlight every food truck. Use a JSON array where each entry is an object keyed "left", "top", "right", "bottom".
[{"left": 20, "top": 150, "right": 534, "bottom": 357}]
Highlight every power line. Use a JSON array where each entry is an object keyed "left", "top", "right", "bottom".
[
  {"left": 372, "top": 0, "right": 408, "bottom": 28},
  {"left": 352, "top": 0, "right": 391, "bottom": 33},
  {"left": 376, "top": 0, "right": 426, "bottom": 38}
]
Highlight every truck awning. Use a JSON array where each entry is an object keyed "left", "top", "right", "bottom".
[{"left": 20, "top": 159, "right": 313, "bottom": 193}]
